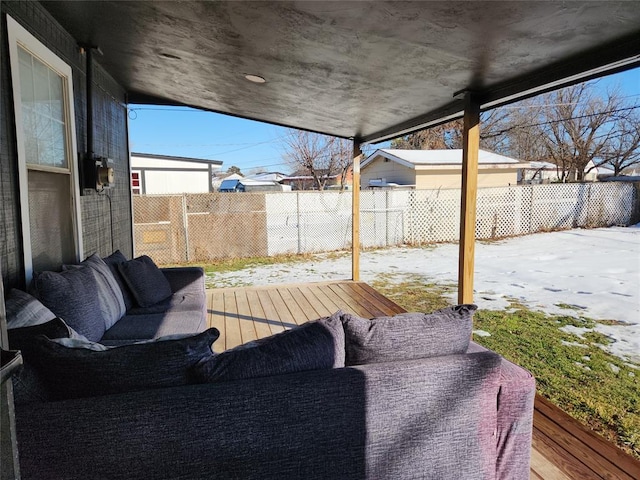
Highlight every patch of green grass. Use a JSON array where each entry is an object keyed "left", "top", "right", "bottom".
[
  {"left": 162, "top": 253, "right": 320, "bottom": 275},
  {"left": 372, "top": 278, "right": 640, "bottom": 460},
  {"left": 164, "top": 251, "right": 350, "bottom": 289},
  {"left": 371, "top": 273, "right": 455, "bottom": 312}
]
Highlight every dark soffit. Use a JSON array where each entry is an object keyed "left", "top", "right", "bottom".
[{"left": 40, "top": 1, "right": 640, "bottom": 143}]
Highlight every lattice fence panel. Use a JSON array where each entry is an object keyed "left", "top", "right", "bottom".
[
  {"left": 476, "top": 186, "right": 529, "bottom": 239},
  {"left": 584, "top": 183, "right": 636, "bottom": 227},
  {"left": 402, "top": 189, "right": 461, "bottom": 244}
]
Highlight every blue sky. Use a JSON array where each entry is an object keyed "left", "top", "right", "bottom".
[{"left": 128, "top": 67, "right": 639, "bottom": 174}]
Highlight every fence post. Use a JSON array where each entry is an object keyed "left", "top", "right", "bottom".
[
  {"left": 182, "top": 194, "right": 190, "bottom": 262},
  {"left": 385, "top": 190, "right": 390, "bottom": 246},
  {"left": 529, "top": 185, "right": 534, "bottom": 234},
  {"left": 297, "top": 192, "right": 302, "bottom": 254},
  {"left": 632, "top": 182, "right": 640, "bottom": 225}
]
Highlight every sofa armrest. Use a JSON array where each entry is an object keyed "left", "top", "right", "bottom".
[
  {"left": 468, "top": 341, "right": 536, "bottom": 480},
  {"left": 16, "top": 352, "right": 506, "bottom": 480},
  {"left": 160, "top": 267, "right": 205, "bottom": 294}
]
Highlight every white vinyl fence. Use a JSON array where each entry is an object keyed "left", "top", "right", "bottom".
[{"left": 133, "top": 182, "right": 638, "bottom": 263}]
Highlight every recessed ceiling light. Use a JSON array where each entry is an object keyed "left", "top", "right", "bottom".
[{"left": 244, "top": 74, "right": 266, "bottom": 84}]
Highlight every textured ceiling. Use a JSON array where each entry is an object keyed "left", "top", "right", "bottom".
[{"left": 42, "top": 1, "right": 640, "bottom": 142}]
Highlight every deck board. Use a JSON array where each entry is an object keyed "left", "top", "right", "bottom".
[
  {"left": 245, "top": 289, "right": 272, "bottom": 341},
  {"left": 235, "top": 289, "right": 258, "bottom": 345},
  {"left": 206, "top": 281, "right": 640, "bottom": 479},
  {"left": 530, "top": 447, "right": 571, "bottom": 480}
]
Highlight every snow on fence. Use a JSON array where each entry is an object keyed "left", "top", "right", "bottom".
[{"left": 133, "top": 182, "right": 638, "bottom": 263}]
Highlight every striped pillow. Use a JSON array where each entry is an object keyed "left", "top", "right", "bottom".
[
  {"left": 5, "top": 289, "right": 56, "bottom": 328},
  {"left": 65, "top": 254, "right": 126, "bottom": 329}
]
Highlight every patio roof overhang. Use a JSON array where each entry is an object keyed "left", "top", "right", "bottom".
[
  {"left": 40, "top": 1, "right": 640, "bottom": 144},
  {"left": 37, "top": 0, "right": 640, "bottom": 302}
]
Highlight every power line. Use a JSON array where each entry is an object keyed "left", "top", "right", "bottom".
[{"left": 483, "top": 105, "right": 639, "bottom": 139}]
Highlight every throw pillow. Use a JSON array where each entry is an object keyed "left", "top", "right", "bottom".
[
  {"left": 117, "top": 255, "right": 172, "bottom": 308},
  {"left": 5, "top": 289, "right": 56, "bottom": 328},
  {"left": 29, "top": 327, "right": 220, "bottom": 400},
  {"left": 340, "top": 304, "right": 476, "bottom": 366},
  {"left": 8, "top": 318, "right": 72, "bottom": 353},
  {"left": 194, "top": 312, "right": 345, "bottom": 384},
  {"left": 7, "top": 318, "right": 73, "bottom": 404},
  {"left": 31, "top": 266, "right": 105, "bottom": 342},
  {"left": 102, "top": 250, "right": 136, "bottom": 310},
  {"left": 64, "top": 254, "right": 126, "bottom": 330}
]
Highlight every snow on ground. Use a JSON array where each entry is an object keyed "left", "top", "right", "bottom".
[{"left": 208, "top": 225, "right": 640, "bottom": 363}]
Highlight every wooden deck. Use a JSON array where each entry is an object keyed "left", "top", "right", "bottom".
[{"left": 206, "top": 281, "right": 640, "bottom": 480}]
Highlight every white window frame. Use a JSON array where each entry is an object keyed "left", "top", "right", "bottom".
[{"left": 7, "top": 15, "right": 83, "bottom": 282}]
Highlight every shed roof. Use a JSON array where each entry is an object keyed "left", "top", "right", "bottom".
[
  {"left": 40, "top": 1, "right": 640, "bottom": 143},
  {"left": 363, "top": 149, "right": 525, "bottom": 170},
  {"left": 131, "top": 152, "right": 223, "bottom": 166}
]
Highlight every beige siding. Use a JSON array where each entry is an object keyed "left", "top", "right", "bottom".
[
  {"left": 360, "top": 157, "right": 415, "bottom": 187},
  {"left": 477, "top": 168, "right": 518, "bottom": 187},
  {"left": 415, "top": 168, "right": 518, "bottom": 189},
  {"left": 362, "top": 156, "right": 520, "bottom": 189}
]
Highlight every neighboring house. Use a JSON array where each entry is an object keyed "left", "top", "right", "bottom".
[
  {"left": 519, "top": 160, "right": 614, "bottom": 184},
  {"left": 130, "top": 153, "right": 223, "bottom": 194},
  {"left": 282, "top": 168, "right": 353, "bottom": 191},
  {"left": 245, "top": 171, "right": 288, "bottom": 182},
  {"left": 212, "top": 172, "right": 244, "bottom": 190},
  {"left": 218, "top": 178, "right": 291, "bottom": 192},
  {"left": 361, "top": 149, "right": 529, "bottom": 190}
]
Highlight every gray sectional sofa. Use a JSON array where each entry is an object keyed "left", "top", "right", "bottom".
[{"left": 5, "top": 253, "right": 535, "bottom": 480}]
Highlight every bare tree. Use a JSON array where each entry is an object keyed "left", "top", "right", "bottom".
[
  {"left": 391, "top": 120, "right": 463, "bottom": 149},
  {"left": 388, "top": 81, "right": 640, "bottom": 182},
  {"left": 483, "top": 82, "right": 640, "bottom": 181},
  {"left": 533, "top": 83, "right": 626, "bottom": 181},
  {"left": 390, "top": 110, "right": 511, "bottom": 152},
  {"left": 281, "top": 129, "right": 352, "bottom": 190},
  {"left": 600, "top": 111, "right": 640, "bottom": 176}
]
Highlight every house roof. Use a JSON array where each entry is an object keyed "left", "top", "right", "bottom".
[
  {"left": 40, "top": 1, "right": 640, "bottom": 144},
  {"left": 246, "top": 172, "right": 287, "bottom": 182},
  {"left": 131, "top": 152, "right": 222, "bottom": 166},
  {"left": 363, "top": 149, "right": 526, "bottom": 170}
]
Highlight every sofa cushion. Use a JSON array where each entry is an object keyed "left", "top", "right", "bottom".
[
  {"left": 7, "top": 318, "right": 72, "bottom": 404},
  {"left": 31, "top": 267, "right": 105, "bottom": 342},
  {"left": 100, "top": 310, "right": 207, "bottom": 344},
  {"left": 102, "top": 250, "right": 135, "bottom": 310},
  {"left": 5, "top": 289, "right": 56, "bottom": 328},
  {"left": 194, "top": 312, "right": 345, "bottom": 383},
  {"left": 29, "top": 328, "right": 220, "bottom": 400},
  {"left": 125, "top": 290, "right": 204, "bottom": 315},
  {"left": 65, "top": 254, "right": 126, "bottom": 330},
  {"left": 340, "top": 304, "right": 476, "bottom": 366},
  {"left": 117, "top": 255, "right": 172, "bottom": 308}
]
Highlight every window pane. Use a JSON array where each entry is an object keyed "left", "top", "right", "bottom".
[
  {"left": 32, "top": 57, "right": 51, "bottom": 118},
  {"left": 28, "top": 169, "right": 75, "bottom": 272},
  {"left": 18, "top": 46, "right": 68, "bottom": 169},
  {"left": 18, "top": 48, "right": 35, "bottom": 103},
  {"left": 49, "top": 70, "right": 64, "bottom": 122}
]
